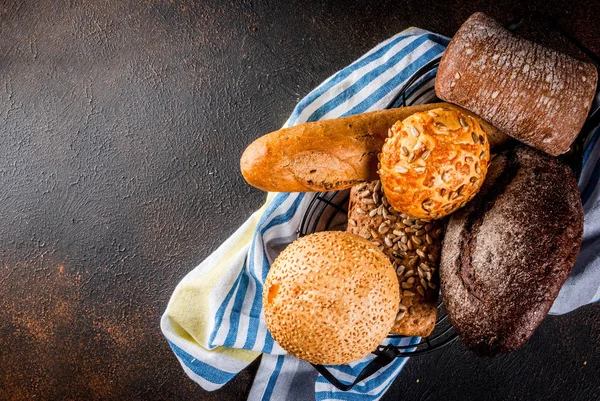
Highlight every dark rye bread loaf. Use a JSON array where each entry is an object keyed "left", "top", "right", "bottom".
[
  {"left": 436, "top": 12, "right": 597, "bottom": 156},
  {"left": 440, "top": 146, "right": 583, "bottom": 356}
]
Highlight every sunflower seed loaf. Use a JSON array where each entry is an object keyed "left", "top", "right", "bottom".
[
  {"left": 436, "top": 12, "right": 597, "bottom": 156},
  {"left": 347, "top": 180, "right": 444, "bottom": 337}
]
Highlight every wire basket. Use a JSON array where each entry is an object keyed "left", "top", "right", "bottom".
[{"left": 296, "top": 14, "right": 599, "bottom": 390}]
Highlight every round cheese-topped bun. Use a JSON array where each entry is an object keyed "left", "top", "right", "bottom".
[
  {"left": 263, "top": 231, "right": 399, "bottom": 365},
  {"left": 378, "top": 108, "right": 490, "bottom": 220}
]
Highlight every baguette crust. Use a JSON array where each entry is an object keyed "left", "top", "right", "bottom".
[
  {"left": 241, "top": 103, "right": 508, "bottom": 192},
  {"left": 436, "top": 12, "right": 598, "bottom": 156}
]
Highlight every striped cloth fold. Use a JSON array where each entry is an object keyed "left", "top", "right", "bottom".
[
  {"left": 161, "top": 27, "right": 600, "bottom": 401},
  {"left": 552, "top": 91, "right": 600, "bottom": 314}
]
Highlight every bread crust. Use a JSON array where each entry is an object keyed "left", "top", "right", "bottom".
[
  {"left": 379, "top": 107, "right": 490, "bottom": 220},
  {"left": 436, "top": 12, "right": 598, "bottom": 156},
  {"left": 439, "top": 146, "right": 584, "bottom": 356},
  {"left": 263, "top": 231, "right": 399, "bottom": 364},
  {"left": 241, "top": 103, "right": 508, "bottom": 192}
]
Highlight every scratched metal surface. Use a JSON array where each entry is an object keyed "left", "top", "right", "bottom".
[{"left": 0, "top": 0, "right": 598, "bottom": 400}]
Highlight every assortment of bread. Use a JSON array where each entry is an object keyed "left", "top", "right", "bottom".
[{"left": 240, "top": 12, "right": 592, "bottom": 363}]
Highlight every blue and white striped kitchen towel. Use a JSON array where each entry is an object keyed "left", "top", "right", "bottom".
[{"left": 161, "top": 27, "right": 600, "bottom": 401}]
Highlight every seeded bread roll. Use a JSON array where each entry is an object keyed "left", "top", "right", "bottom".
[
  {"left": 379, "top": 108, "right": 490, "bottom": 220},
  {"left": 436, "top": 12, "right": 598, "bottom": 156},
  {"left": 263, "top": 231, "right": 399, "bottom": 365},
  {"left": 241, "top": 102, "right": 507, "bottom": 192},
  {"left": 347, "top": 181, "right": 444, "bottom": 337},
  {"left": 439, "top": 146, "right": 584, "bottom": 356}
]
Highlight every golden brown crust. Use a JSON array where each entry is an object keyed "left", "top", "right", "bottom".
[
  {"left": 379, "top": 108, "right": 490, "bottom": 220},
  {"left": 241, "top": 103, "right": 507, "bottom": 192},
  {"left": 346, "top": 181, "right": 443, "bottom": 337},
  {"left": 262, "top": 231, "right": 399, "bottom": 365}
]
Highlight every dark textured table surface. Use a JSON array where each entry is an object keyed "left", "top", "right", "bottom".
[{"left": 1, "top": 0, "right": 599, "bottom": 400}]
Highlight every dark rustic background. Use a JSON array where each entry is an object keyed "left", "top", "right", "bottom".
[{"left": 0, "top": 0, "right": 598, "bottom": 400}]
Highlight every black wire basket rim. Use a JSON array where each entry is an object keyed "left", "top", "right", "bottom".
[{"left": 299, "top": 13, "right": 600, "bottom": 392}]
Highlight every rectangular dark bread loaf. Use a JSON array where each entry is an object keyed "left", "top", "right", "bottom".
[
  {"left": 435, "top": 12, "right": 598, "bottom": 156},
  {"left": 241, "top": 102, "right": 509, "bottom": 192},
  {"left": 346, "top": 180, "right": 444, "bottom": 337}
]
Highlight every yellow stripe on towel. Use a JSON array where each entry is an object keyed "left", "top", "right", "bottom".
[{"left": 166, "top": 192, "right": 276, "bottom": 363}]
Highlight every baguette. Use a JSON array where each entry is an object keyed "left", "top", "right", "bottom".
[{"left": 240, "top": 103, "right": 508, "bottom": 192}]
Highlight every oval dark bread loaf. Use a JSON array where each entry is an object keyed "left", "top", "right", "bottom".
[
  {"left": 436, "top": 12, "right": 598, "bottom": 156},
  {"left": 439, "top": 146, "right": 583, "bottom": 356}
]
